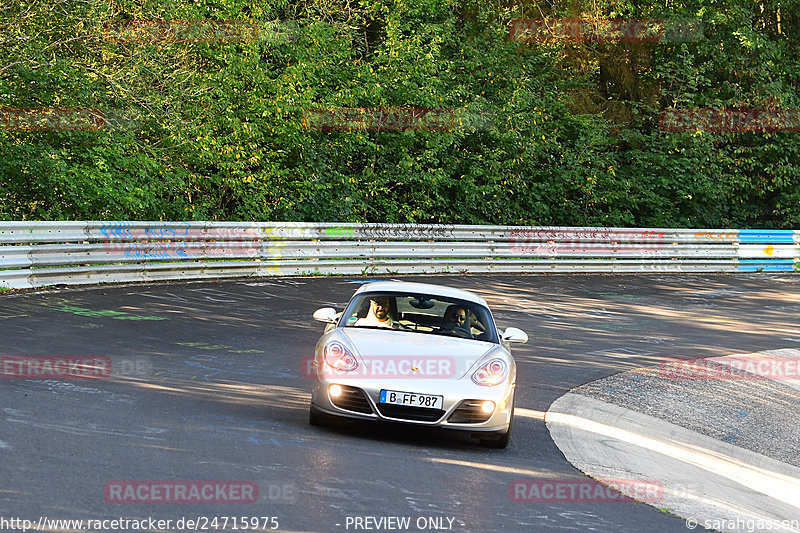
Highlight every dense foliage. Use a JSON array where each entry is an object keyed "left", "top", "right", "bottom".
[{"left": 1, "top": 0, "right": 798, "bottom": 227}]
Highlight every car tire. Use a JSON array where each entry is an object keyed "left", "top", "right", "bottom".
[
  {"left": 479, "top": 393, "right": 514, "bottom": 449},
  {"left": 309, "top": 405, "right": 338, "bottom": 428}
]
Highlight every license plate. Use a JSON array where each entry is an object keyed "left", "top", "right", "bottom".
[{"left": 380, "top": 389, "right": 443, "bottom": 409}]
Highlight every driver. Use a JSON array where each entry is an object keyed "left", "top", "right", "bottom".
[
  {"left": 439, "top": 305, "right": 471, "bottom": 336},
  {"left": 354, "top": 296, "right": 398, "bottom": 329}
]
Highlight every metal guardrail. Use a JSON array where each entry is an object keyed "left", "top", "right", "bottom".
[{"left": 0, "top": 222, "right": 797, "bottom": 289}]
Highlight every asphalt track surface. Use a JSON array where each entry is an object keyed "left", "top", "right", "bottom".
[{"left": 2, "top": 274, "right": 799, "bottom": 533}]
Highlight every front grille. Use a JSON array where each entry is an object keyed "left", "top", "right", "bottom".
[
  {"left": 447, "top": 400, "right": 493, "bottom": 424},
  {"left": 376, "top": 404, "right": 445, "bottom": 422},
  {"left": 330, "top": 385, "right": 373, "bottom": 414}
]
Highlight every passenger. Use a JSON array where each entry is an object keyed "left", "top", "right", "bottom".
[{"left": 354, "top": 297, "right": 397, "bottom": 329}]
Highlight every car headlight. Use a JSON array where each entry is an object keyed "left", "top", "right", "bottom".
[
  {"left": 323, "top": 342, "right": 358, "bottom": 372},
  {"left": 471, "top": 358, "right": 508, "bottom": 386}
]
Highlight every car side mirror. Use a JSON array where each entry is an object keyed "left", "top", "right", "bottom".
[
  {"left": 501, "top": 327, "right": 528, "bottom": 344},
  {"left": 313, "top": 307, "right": 338, "bottom": 324}
]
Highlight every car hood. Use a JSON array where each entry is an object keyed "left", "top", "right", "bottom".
[{"left": 339, "top": 328, "right": 496, "bottom": 377}]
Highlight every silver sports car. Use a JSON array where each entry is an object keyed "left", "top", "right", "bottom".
[{"left": 309, "top": 281, "right": 527, "bottom": 448}]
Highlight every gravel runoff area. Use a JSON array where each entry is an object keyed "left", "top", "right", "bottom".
[{"left": 571, "top": 349, "right": 800, "bottom": 469}]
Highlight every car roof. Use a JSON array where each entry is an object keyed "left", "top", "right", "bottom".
[{"left": 354, "top": 281, "right": 488, "bottom": 307}]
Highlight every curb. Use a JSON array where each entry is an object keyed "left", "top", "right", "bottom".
[{"left": 546, "top": 351, "right": 800, "bottom": 533}]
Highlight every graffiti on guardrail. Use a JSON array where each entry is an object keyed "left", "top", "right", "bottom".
[
  {"left": 110, "top": 243, "right": 188, "bottom": 260},
  {"left": 99, "top": 223, "right": 279, "bottom": 259},
  {"left": 104, "top": 241, "right": 261, "bottom": 260},
  {"left": 100, "top": 222, "right": 192, "bottom": 240},
  {"left": 509, "top": 228, "right": 665, "bottom": 242},
  {"left": 100, "top": 222, "right": 271, "bottom": 241},
  {"left": 325, "top": 226, "right": 357, "bottom": 237},
  {"left": 508, "top": 229, "right": 666, "bottom": 255},
  {"left": 321, "top": 224, "right": 455, "bottom": 239},
  {"left": 3, "top": 223, "right": 796, "bottom": 289},
  {"left": 357, "top": 224, "right": 456, "bottom": 239},
  {"left": 693, "top": 231, "right": 738, "bottom": 242}
]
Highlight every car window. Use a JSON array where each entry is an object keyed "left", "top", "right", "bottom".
[{"left": 341, "top": 292, "right": 498, "bottom": 343}]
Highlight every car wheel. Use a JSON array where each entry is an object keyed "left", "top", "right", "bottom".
[
  {"left": 309, "top": 405, "right": 338, "bottom": 428},
  {"left": 479, "top": 393, "right": 514, "bottom": 449}
]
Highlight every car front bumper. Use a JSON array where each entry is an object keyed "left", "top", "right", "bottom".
[{"left": 310, "top": 376, "right": 514, "bottom": 433}]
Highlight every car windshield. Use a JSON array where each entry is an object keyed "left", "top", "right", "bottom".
[{"left": 340, "top": 292, "right": 498, "bottom": 343}]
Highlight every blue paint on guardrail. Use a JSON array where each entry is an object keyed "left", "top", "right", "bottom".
[
  {"left": 737, "top": 230, "right": 796, "bottom": 244},
  {"left": 100, "top": 221, "right": 193, "bottom": 239},
  {"left": 738, "top": 260, "right": 797, "bottom": 272}
]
